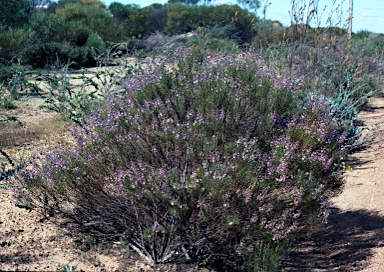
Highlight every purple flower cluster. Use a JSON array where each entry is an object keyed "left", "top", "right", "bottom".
[{"left": 13, "top": 48, "right": 348, "bottom": 265}]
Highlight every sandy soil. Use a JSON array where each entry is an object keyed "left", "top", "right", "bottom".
[
  {"left": 0, "top": 97, "right": 132, "bottom": 271},
  {"left": 0, "top": 87, "right": 203, "bottom": 271},
  {"left": 2, "top": 84, "right": 384, "bottom": 270},
  {"left": 281, "top": 91, "right": 384, "bottom": 271}
]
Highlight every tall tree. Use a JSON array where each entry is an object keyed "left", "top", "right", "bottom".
[
  {"left": 167, "top": 0, "right": 212, "bottom": 5},
  {"left": 0, "top": 0, "right": 30, "bottom": 27},
  {"left": 236, "top": 0, "right": 261, "bottom": 13},
  {"left": 109, "top": 2, "right": 140, "bottom": 24}
]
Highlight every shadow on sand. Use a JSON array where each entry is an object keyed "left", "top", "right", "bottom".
[{"left": 280, "top": 207, "right": 384, "bottom": 271}]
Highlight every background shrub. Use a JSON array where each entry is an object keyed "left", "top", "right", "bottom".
[
  {"left": 210, "top": 4, "right": 257, "bottom": 44},
  {"left": 84, "top": 33, "right": 105, "bottom": 55},
  {"left": 0, "top": 0, "right": 30, "bottom": 27},
  {"left": 109, "top": 2, "right": 140, "bottom": 24},
  {"left": 144, "top": 4, "right": 168, "bottom": 34},
  {"left": 23, "top": 15, "right": 103, "bottom": 68},
  {"left": 25, "top": 41, "right": 88, "bottom": 68},
  {"left": 119, "top": 8, "right": 148, "bottom": 38},
  {"left": 0, "top": 27, "right": 34, "bottom": 61},
  {"left": 55, "top": 0, "right": 117, "bottom": 42},
  {"left": 165, "top": 3, "right": 257, "bottom": 44},
  {"left": 165, "top": 3, "right": 195, "bottom": 34}
]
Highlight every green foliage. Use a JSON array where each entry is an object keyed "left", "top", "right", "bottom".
[
  {"left": 17, "top": 11, "right": 90, "bottom": 67},
  {"left": 109, "top": 4, "right": 164, "bottom": 40},
  {"left": 37, "top": 63, "right": 101, "bottom": 125},
  {"left": 165, "top": 3, "right": 195, "bottom": 35},
  {"left": 1, "top": 62, "right": 33, "bottom": 100},
  {"left": 109, "top": 2, "right": 140, "bottom": 24},
  {"left": 353, "top": 33, "right": 384, "bottom": 56},
  {"left": 186, "top": 4, "right": 214, "bottom": 27},
  {"left": 60, "top": 264, "right": 77, "bottom": 272},
  {"left": 187, "top": 27, "right": 240, "bottom": 53},
  {"left": 53, "top": 20, "right": 90, "bottom": 46},
  {"left": 55, "top": 0, "right": 116, "bottom": 42},
  {"left": 245, "top": 241, "right": 286, "bottom": 272},
  {"left": 24, "top": 41, "right": 89, "bottom": 68},
  {"left": 58, "top": 0, "right": 105, "bottom": 8},
  {"left": 252, "top": 20, "right": 285, "bottom": 50},
  {"left": 85, "top": 33, "right": 105, "bottom": 55},
  {"left": 0, "top": 64, "right": 13, "bottom": 83},
  {"left": 119, "top": 9, "right": 148, "bottom": 38},
  {"left": 36, "top": 57, "right": 139, "bottom": 124},
  {"left": 0, "top": 0, "right": 30, "bottom": 27},
  {"left": 23, "top": 14, "right": 104, "bottom": 68},
  {"left": 0, "top": 0, "right": 260, "bottom": 68},
  {"left": 209, "top": 4, "right": 257, "bottom": 43},
  {"left": 143, "top": 4, "right": 168, "bottom": 34},
  {"left": 168, "top": 0, "right": 209, "bottom": 4},
  {"left": 236, "top": 0, "right": 261, "bottom": 13},
  {"left": 111, "top": 3, "right": 167, "bottom": 39},
  {"left": 0, "top": 27, "right": 34, "bottom": 60},
  {"left": 165, "top": 3, "right": 257, "bottom": 43},
  {"left": 353, "top": 29, "right": 371, "bottom": 40},
  {"left": 0, "top": 89, "right": 16, "bottom": 110}
]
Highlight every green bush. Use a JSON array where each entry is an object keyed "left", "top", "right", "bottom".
[
  {"left": 109, "top": 2, "right": 162, "bottom": 39},
  {"left": 187, "top": 27, "right": 240, "bottom": 53},
  {"left": 55, "top": 0, "right": 116, "bottom": 42},
  {"left": 50, "top": 20, "right": 91, "bottom": 46},
  {"left": 24, "top": 41, "right": 88, "bottom": 68},
  {"left": 109, "top": 2, "right": 140, "bottom": 24},
  {"left": 165, "top": 3, "right": 257, "bottom": 44},
  {"left": 0, "top": 64, "right": 13, "bottom": 83},
  {"left": 252, "top": 20, "right": 285, "bottom": 50},
  {"left": 0, "top": 89, "right": 16, "bottom": 109},
  {"left": 210, "top": 5, "right": 257, "bottom": 43},
  {"left": 143, "top": 4, "right": 168, "bottom": 34},
  {"left": 0, "top": 62, "right": 31, "bottom": 109},
  {"left": 353, "top": 33, "right": 384, "bottom": 57},
  {"left": 120, "top": 9, "right": 148, "bottom": 38},
  {"left": 0, "top": 0, "right": 30, "bottom": 27},
  {"left": 23, "top": 14, "right": 105, "bottom": 68},
  {"left": 165, "top": 3, "right": 208, "bottom": 34},
  {"left": 85, "top": 33, "right": 105, "bottom": 55},
  {"left": 0, "top": 27, "right": 34, "bottom": 60},
  {"left": 164, "top": 3, "right": 190, "bottom": 34}
]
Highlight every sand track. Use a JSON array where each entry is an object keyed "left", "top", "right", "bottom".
[{"left": 281, "top": 91, "right": 384, "bottom": 271}]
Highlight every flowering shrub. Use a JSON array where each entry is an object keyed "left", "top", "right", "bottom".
[
  {"left": 264, "top": 32, "right": 384, "bottom": 152},
  {"left": 13, "top": 48, "right": 347, "bottom": 269}
]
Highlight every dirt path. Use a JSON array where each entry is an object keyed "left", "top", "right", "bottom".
[{"left": 281, "top": 92, "right": 384, "bottom": 271}]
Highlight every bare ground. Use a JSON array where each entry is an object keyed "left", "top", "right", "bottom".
[
  {"left": 2, "top": 88, "right": 384, "bottom": 270},
  {"left": 281, "top": 91, "right": 384, "bottom": 271}
]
